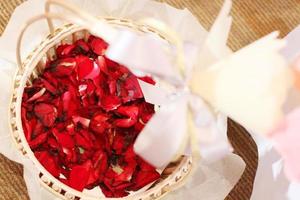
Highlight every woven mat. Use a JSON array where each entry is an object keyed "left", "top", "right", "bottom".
[{"left": 1, "top": 0, "right": 300, "bottom": 199}]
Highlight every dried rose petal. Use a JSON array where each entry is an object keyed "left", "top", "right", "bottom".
[
  {"left": 88, "top": 36, "right": 108, "bottom": 56},
  {"left": 34, "top": 103, "right": 57, "bottom": 127},
  {"left": 129, "top": 169, "right": 160, "bottom": 191},
  {"left": 76, "top": 55, "right": 100, "bottom": 80},
  {"left": 35, "top": 151, "right": 60, "bottom": 177},
  {"left": 114, "top": 106, "right": 139, "bottom": 128},
  {"left": 41, "top": 78, "right": 57, "bottom": 94},
  {"left": 68, "top": 160, "right": 92, "bottom": 191},
  {"left": 90, "top": 113, "right": 110, "bottom": 135},
  {"left": 100, "top": 95, "right": 121, "bottom": 111},
  {"left": 100, "top": 184, "right": 129, "bottom": 198},
  {"left": 52, "top": 129, "right": 75, "bottom": 149},
  {"left": 50, "top": 58, "right": 76, "bottom": 77},
  {"left": 96, "top": 56, "right": 108, "bottom": 74},
  {"left": 138, "top": 76, "right": 156, "bottom": 85},
  {"left": 75, "top": 39, "right": 90, "bottom": 53},
  {"left": 72, "top": 116, "right": 90, "bottom": 128},
  {"left": 56, "top": 44, "right": 76, "bottom": 58},
  {"left": 75, "top": 132, "right": 93, "bottom": 150},
  {"left": 87, "top": 150, "right": 108, "bottom": 186},
  {"left": 29, "top": 132, "right": 48, "bottom": 149},
  {"left": 27, "top": 88, "right": 46, "bottom": 102}
]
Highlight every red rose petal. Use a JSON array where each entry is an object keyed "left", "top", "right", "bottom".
[
  {"left": 90, "top": 113, "right": 110, "bottom": 135},
  {"left": 56, "top": 44, "right": 76, "bottom": 58},
  {"left": 76, "top": 55, "right": 95, "bottom": 80},
  {"left": 89, "top": 36, "right": 108, "bottom": 55},
  {"left": 96, "top": 56, "right": 108, "bottom": 74},
  {"left": 75, "top": 39, "right": 90, "bottom": 53},
  {"left": 35, "top": 151, "right": 60, "bottom": 178},
  {"left": 51, "top": 58, "right": 77, "bottom": 77},
  {"left": 129, "top": 170, "right": 160, "bottom": 191},
  {"left": 100, "top": 95, "right": 121, "bottom": 111},
  {"left": 27, "top": 88, "right": 46, "bottom": 102},
  {"left": 68, "top": 160, "right": 92, "bottom": 191},
  {"left": 87, "top": 150, "right": 108, "bottom": 186},
  {"left": 75, "top": 132, "right": 93, "bottom": 150},
  {"left": 72, "top": 115, "right": 90, "bottom": 128},
  {"left": 41, "top": 78, "right": 57, "bottom": 94},
  {"left": 52, "top": 129, "right": 75, "bottom": 149},
  {"left": 34, "top": 103, "right": 57, "bottom": 127},
  {"left": 114, "top": 105, "right": 139, "bottom": 128},
  {"left": 29, "top": 132, "right": 48, "bottom": 149},
  {"left": 138, "top": 76, "right": 156, "bottom": 85}
]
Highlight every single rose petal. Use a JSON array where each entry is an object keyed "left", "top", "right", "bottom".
[
  {"left": 96, "top": 56, "right": 108, "bottom": 74},
  {"left": 75, "top": 39, "right": 90, "bottom": 53},
  {"left": 68, "top": 160, "right": 92, "bottom": 191},
  {"left": 100, "top": 95, "right": 121, "bottom": 111},
  {"left": 34, "top": 103, "right": 57, "bottom": 127},
  {"left": 138, "top": 76, "right": 156, "bottom": 85},
  {"left": 76, "top": 55, "right": 95, "bottom": 80},
  {"left": 72, "top": 115, "right": 90, "bottom": 128},
  {"left": 112, "top": 133, "right": 125, "bottom": 154},
  {"left": 22, "top": 107, "right": 36, "bottom": 141},
  {"left": 114, "top": 105, "right": 139, "bottom": 128},
  {"left": 56, "top": 44, "right": 76, "bottom": 58},
  {"left": 35, "top": 151, "right": 60, "bottom": 177},
  {"left": 129, "top": 169, "right": 160, "bottom": 191},
  {"left": 50, "top": 58, "right": 77, "bottom": 77},
  {"left": 100, "top": 184, "right": 129, "bottom": 198},
  {"left": 87, "top": 150, "right": 108, "bottom": 185},
  {"left": 90, "top": 113, "right": 110, "bottom": 135},
  {"left": 78, "top": 79, "right": 95, "bottom": 97},
  {"left": 120, "top": 75, "right": 144, "bottom": 103},
  {"left": 29, "top": 132, "right": 48, "bottom": 149},
  {"left": 52, "top": 129, "right": 75, "bottom": 149},
  {"left": 48, "top": 137, "right": 60, "bottom": 150},
  {"left": 41, "top": 78, "right": 57, "bottom": 94},
  {"left": 89, "top": 36, "right": 108, "bottom": 56},
  {"left": 27, "top": 88, "right": 46, "bottom": 102},
  {"left": 75, "top": 132, "right": 93, "bottom": 150},
  {"left": 62, "top": 90, "right": 79, "bottom": 118}
]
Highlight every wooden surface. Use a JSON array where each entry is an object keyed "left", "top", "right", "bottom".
[{"left": 1, "top": 0, "right": 300, "bottom": 199}]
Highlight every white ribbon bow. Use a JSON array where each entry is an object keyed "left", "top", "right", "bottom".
[{"left": 104, "top": 0, "right": 292, "bottom": 168}]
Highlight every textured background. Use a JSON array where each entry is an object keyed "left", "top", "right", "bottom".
[{"left": 1, "top": 0, "right": 300, "bottom": 199}]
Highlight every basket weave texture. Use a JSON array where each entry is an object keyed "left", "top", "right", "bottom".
[{"left": 1, "top": 0, "right": 300, "bottom": 200}]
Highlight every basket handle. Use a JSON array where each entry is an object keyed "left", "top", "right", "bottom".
[
  {"left": 45, "top": 0, "right": 99, "bottom": 35},
  {"left": 16, "top": 13, "right": 82, "bottom": 69},
  {"left": 17, "top": 0, "right": 118, "bottom": 69}
]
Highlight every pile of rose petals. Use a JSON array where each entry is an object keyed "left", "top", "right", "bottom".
[{"left": 21, "top": 35, "right": 161, "bottom": 197}]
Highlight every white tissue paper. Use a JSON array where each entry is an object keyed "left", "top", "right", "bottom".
[
  {"left": 0, "top": 0, "right": 245, "bottom": 199},
  {"left": 249, "top": 24, "right": 300, "bottom": 200}
]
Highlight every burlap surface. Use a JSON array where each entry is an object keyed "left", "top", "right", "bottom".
[{"left": 0, "top": 0, "right": 300, "bottom": 199}]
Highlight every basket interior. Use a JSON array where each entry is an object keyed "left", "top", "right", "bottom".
[{"left": 12, "top": 23, "right": 192, "bottom": 200}]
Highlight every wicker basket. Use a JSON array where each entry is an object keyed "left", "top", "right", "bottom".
[{"left": 9, "top": 0, "right": 193, "bottom": 199}]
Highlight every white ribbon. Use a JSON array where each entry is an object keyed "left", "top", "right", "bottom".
[{"left": 105, "top": 0, "right": 292, "bottom": 168}]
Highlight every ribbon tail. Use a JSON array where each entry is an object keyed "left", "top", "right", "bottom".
[
  {"left": 191, "top": 32, "right": 293, "bottom": 134},
  {"left": 188, "top": 95, "right": 232, "bottom": 163},
  {"left": 134, "top": 96, "right": 188, "bottom": 168}
]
